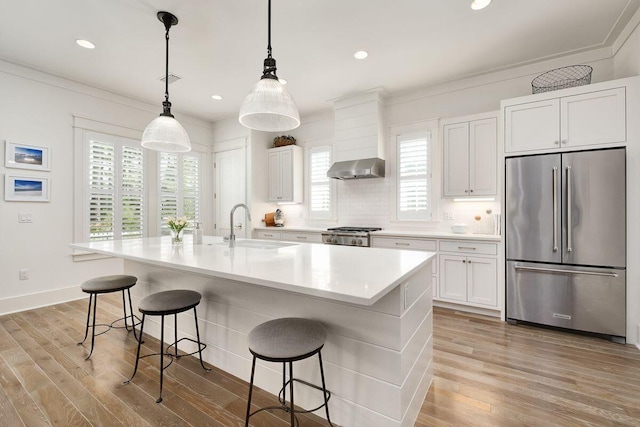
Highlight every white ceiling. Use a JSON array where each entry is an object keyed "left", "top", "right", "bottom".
[{"left": 1, "top": 0, "right": 639, "bottom": 124}]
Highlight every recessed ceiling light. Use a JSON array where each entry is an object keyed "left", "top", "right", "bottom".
[
  {"left": 278, "top": 78, "right": 287, "bottom": 85},
  {"left": 76, "top": 39, "right": 96, "bottom": 49},
  {"left": 211, "top": 95, "right": 223, "bottom": 100},
  {"left": 354, "top": 50, "right": 368, "bottom": 60},
  {"left": 471, "top": 0, "right": 491, "bottom": 10}
]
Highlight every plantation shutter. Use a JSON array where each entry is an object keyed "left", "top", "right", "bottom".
[
  {"left": 397, "top": 134, "right": 431, "bottom": 220},
  {"left": 87, "top": 133, "right": 145, "bottom": 241},
  {"left": 121, "top": 146, "right": 144, "bottom": 238},
  {"left": 309, "top": 146, "right": 332, "bottom": 219},
  {"left": 88, "top": 139, "right": 115, "bottom": 241},
  {"left": 159, "top": 152, "right": 201, "bottom": 235}
]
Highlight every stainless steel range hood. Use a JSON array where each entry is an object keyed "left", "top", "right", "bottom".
[{"left": 327, "top": 158, "right": 385, "bottom": 180}]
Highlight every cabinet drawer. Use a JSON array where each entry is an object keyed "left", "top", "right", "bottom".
[
  {"left": 255, "top": 230, "right": 281, "bottom": 240},
  {"left": 372, "top": 237, "right": 437, "bottom": 251},
  {"left": 281, "top": 232, "right": 322, "bottom": 243},
  {"left": 439, "top": 240, "right": 497, "bottom": 255}
]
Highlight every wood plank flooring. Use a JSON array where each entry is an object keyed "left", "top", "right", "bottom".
[{"left": 1, "top": 297, "right": 639, "bottom": 426}]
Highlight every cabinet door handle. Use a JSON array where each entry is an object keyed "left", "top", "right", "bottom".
[
  {"left": 395, "top": 242, "right": 410, "bottom": 246},
  {"left": 264, "top": 234, "right": 273, "bottom": 237},
  {"left": 296, "top": 236, "right": 307, "bottom": 239},
  {"left": 562, "top": 139, "right": 568, "bottom": 144},
  {"left": 462, "top": 259, "right": 466, "bottom": 263},
  {"left": 458, "top": 246, "right": 476, "bottom": 250},
  {"left": 554, "top": 140, "right": 559, "bottom": 145},
  {"left": 470, "top": 189, "right": 474, "bottom": 193}
]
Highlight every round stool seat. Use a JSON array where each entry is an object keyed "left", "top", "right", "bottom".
[
  {"left": 248, "top": 318, "right": 327, "bottom": 361},
  {"left": 138, "top": 290, "right": 202, "bottom": 316},
  {"left": 81, "top": 275, "right": 137, "bottom": 294}
]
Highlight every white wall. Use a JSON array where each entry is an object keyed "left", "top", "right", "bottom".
[
  {"left": 614, "top": 8, "right": 640, "bottom": 79},
  {"left": 0, "top": 60, "right": 215, "bottom": 314}
]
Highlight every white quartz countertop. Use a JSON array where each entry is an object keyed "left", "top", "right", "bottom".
[
  {"left": 254, "top": 226, "right": 501, "bottom": 242},
  {"left": 70, "top": 236, "right": 435, "bottom": 306},
  {"left": 371, "top": 230, "right": 502, "bottom": 242}
]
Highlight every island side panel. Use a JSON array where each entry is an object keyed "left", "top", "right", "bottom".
[{"left": 124, "top": 259, "right": 433, "bottom": 427}]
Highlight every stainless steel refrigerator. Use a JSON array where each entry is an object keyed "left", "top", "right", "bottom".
[{"left": 506, "top": 148, "right": 626, "bottom": 341}]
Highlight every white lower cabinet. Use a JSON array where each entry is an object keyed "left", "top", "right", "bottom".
[{"left": 439, "top": 247, "right": 497, "bottom": 308}]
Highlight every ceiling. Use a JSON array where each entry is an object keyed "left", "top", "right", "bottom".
[{"left": 1, "top": 0, "right": 639, "bottom": 124}]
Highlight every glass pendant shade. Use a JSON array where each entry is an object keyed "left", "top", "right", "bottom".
[
  {"left": 141, "top": 115, "right": 191, "bottom": 152},
  {"left": 239, "top": 78, "right": 300, "bottom": 132}
]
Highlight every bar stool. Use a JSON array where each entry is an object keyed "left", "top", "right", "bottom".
[
  {"left": 245, "top": 317, "right": 334, "bottom": 427},
  {"left": 78, "top": 274, "right": 140, "bottom": 360},
  {"left": 124, "top": 289, "right": 210, "bottom": 403}
]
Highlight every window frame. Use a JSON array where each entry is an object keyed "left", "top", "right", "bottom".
[
  {"left": 395, "top": 131, "right": 433, "bottom": 222},
  {"left": 75, "top": 127, "right": 149, "bottom": 244},
  {"left": 157, "top": 151, "right": 203, "bottom": 235},
  {"left": 304, "top": 140, "right": 336, "bottom": 221}
]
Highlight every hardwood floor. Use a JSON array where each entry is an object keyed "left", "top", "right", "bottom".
[{"left": 1, "top": 297, "right": 639, "bottom": 426}]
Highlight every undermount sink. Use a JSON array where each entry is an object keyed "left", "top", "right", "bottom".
[{"left": 216, "top": 240, "right": 296, "bottom": 250}]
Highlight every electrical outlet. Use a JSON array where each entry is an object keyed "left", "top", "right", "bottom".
[
  {"left": 443, "top": 211, "right": 454, "bottom": 220},
  {"left": 19, "top": 269, "right": 29, "bottom": 280}
]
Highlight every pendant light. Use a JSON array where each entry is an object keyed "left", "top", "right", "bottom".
[
  {"left": 239, "top": 0, "right": 300, "bottom": 132},
  {"left": 141, "top": 11, "right": 191, "bottom": 152}
]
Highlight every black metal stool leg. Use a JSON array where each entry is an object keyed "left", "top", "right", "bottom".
[
  {"left": 78, "top": 293, "right": 93, "bottom": 345},
  {"left": 85, "top": 294, "right": 98, "bottom": 360},
  {"left": 157, "top": 314, "right": 165, "bottom": 403},
  {"left": 289, "top": 361, "right": 295, "bottom": 427},
  {"left": 245, "top": 355, "right": 257, "bottom": 427},
  {"left": 318, "top": 351, "right": 334, "bottom": 426},
  {"left": 124, "top": 314, "right": 145, "bottom": 384},
  {"left": 193, "top": 307, "right": 211, "bottom": 371},
  {"left": 174, "top": 313, "right": 179, "bottom": 359},
  {"left": 126, "top": 288, "right": 140, "bottom": 341},
  {"left": 121, "top": 290, "right": 129, "bottom": 331}
]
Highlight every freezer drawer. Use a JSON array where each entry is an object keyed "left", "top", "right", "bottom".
[{"left": 507, "top": 261, "right": 625, "bottom": 338}]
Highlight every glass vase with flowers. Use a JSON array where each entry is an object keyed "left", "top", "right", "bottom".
[{"left": 167, "top": 216, "right": 189, "bottom": 245}]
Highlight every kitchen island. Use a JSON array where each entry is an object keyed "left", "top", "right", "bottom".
[{"left": 70, "top": 236, "right": 435, "bottom": 427}]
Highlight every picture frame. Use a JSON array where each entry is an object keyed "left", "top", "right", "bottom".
[
  {"left": 4, "top": 141, "right": 50, "bottom": 171},
  {"left": 4, "top": 175, "right": 50, "bottom": 202}
]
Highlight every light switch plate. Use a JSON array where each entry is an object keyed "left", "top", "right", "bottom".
[
  {"left": 443, "top": 211, "right": 454, "bottom": 220},
  {"left": 19, "top": 213, "right": 32, "bottom": 223}
]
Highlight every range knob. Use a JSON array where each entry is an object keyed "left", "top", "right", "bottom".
[
  {"left": 325, "top": 237, "right": 332, "bottom": 243},
  {"left": 331, "top": 238, "right": 338, "bottom": 244},
  {"left": 357, "top": 239, "right": 363, "bottom": 246},
  {"left": 351, "top": 239, "right": 357, "bottom": 245}
]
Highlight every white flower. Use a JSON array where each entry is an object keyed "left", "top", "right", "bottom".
[{"left": 166, "top": 216, "right": 189, "bottom": 232}]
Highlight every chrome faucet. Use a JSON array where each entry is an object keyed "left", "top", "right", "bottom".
[{"left": 228, "top": 203, "right": 251, "bottom": 247}]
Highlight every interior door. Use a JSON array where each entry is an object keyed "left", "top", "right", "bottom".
[
  {"left": 214, "top": 146, "right": 247, "bottom": 237},
  {"left": 562, "top": 148, "right": 626, "bottom": 267},
  {"left": 506, "top": 153, "right": 561, "bottom": 263}
]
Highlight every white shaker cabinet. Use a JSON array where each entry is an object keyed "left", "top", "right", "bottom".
[
  {"left": 504, "top": 87, "right": 626, "bottom": 154},
  {"left": 268, "top": 145, "right": 303, "bottom": 203},
  {"left": 438, "top": 241, "right": 498, "bottom": 308},
  {"left": 442, "top": 115, "right": 497, "bottom": 198}
]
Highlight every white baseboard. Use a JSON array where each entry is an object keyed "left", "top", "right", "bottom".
[{"left": 0, "top": 286, "right": 85, "bottom": 316}]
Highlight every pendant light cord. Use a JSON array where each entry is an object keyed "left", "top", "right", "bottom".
[
  {"left": 267, "top": 0, "right": 272, "bottom": 58},
  {"left": 164, "top": 24, "right": 170, "bottom": 104}
]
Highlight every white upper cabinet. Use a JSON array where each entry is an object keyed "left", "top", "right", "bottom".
[
  {"left": 268, "top": 145, "right": 303, "bottom": 204},
  {"left": 443, "top": 115, "right": 497, "bottom": 198},
  {"left": 504, "top": 87, "right": 626, "bottom": 154}
]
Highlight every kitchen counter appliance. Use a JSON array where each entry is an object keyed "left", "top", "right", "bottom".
[
  {"left": 505, "top": 148, "right": 626, "bottom": 342},
  {"left": 322, "top": 227, "right": 382, "bottom": 247}
]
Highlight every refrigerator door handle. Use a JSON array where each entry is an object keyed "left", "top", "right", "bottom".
[
  {"left": 552, "top": 167, "right": 558, "bottom": 252},
  {"left": 514, "top": 265, "right": 618, "bottom": 278},
  {"left": 566, "top": 165, "right": 573, "bottom": 253}
]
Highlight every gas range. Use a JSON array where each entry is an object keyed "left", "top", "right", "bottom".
[{"left": 321, "top": 227, "right": 382, "bottom": 247}]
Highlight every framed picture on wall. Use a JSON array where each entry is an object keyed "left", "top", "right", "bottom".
[
  {"left": 4, "top": 141, "right": 51, "bottom": 171},
  {"left": 4, "top": 175, "right": 50, "bottom": 202}
]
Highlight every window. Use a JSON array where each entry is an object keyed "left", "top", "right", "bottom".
[
  {"left": 159, "top": 152, "right": 201, "bottom": 234},
  {"left": 396, "top": 133, "right": 431, "bottom": 220},
  {"left": 308, "top": 145, "right": 333, "bottom": 220},
  {"left": 87, "top": 132, "right": 145, "bottom": 241}
]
